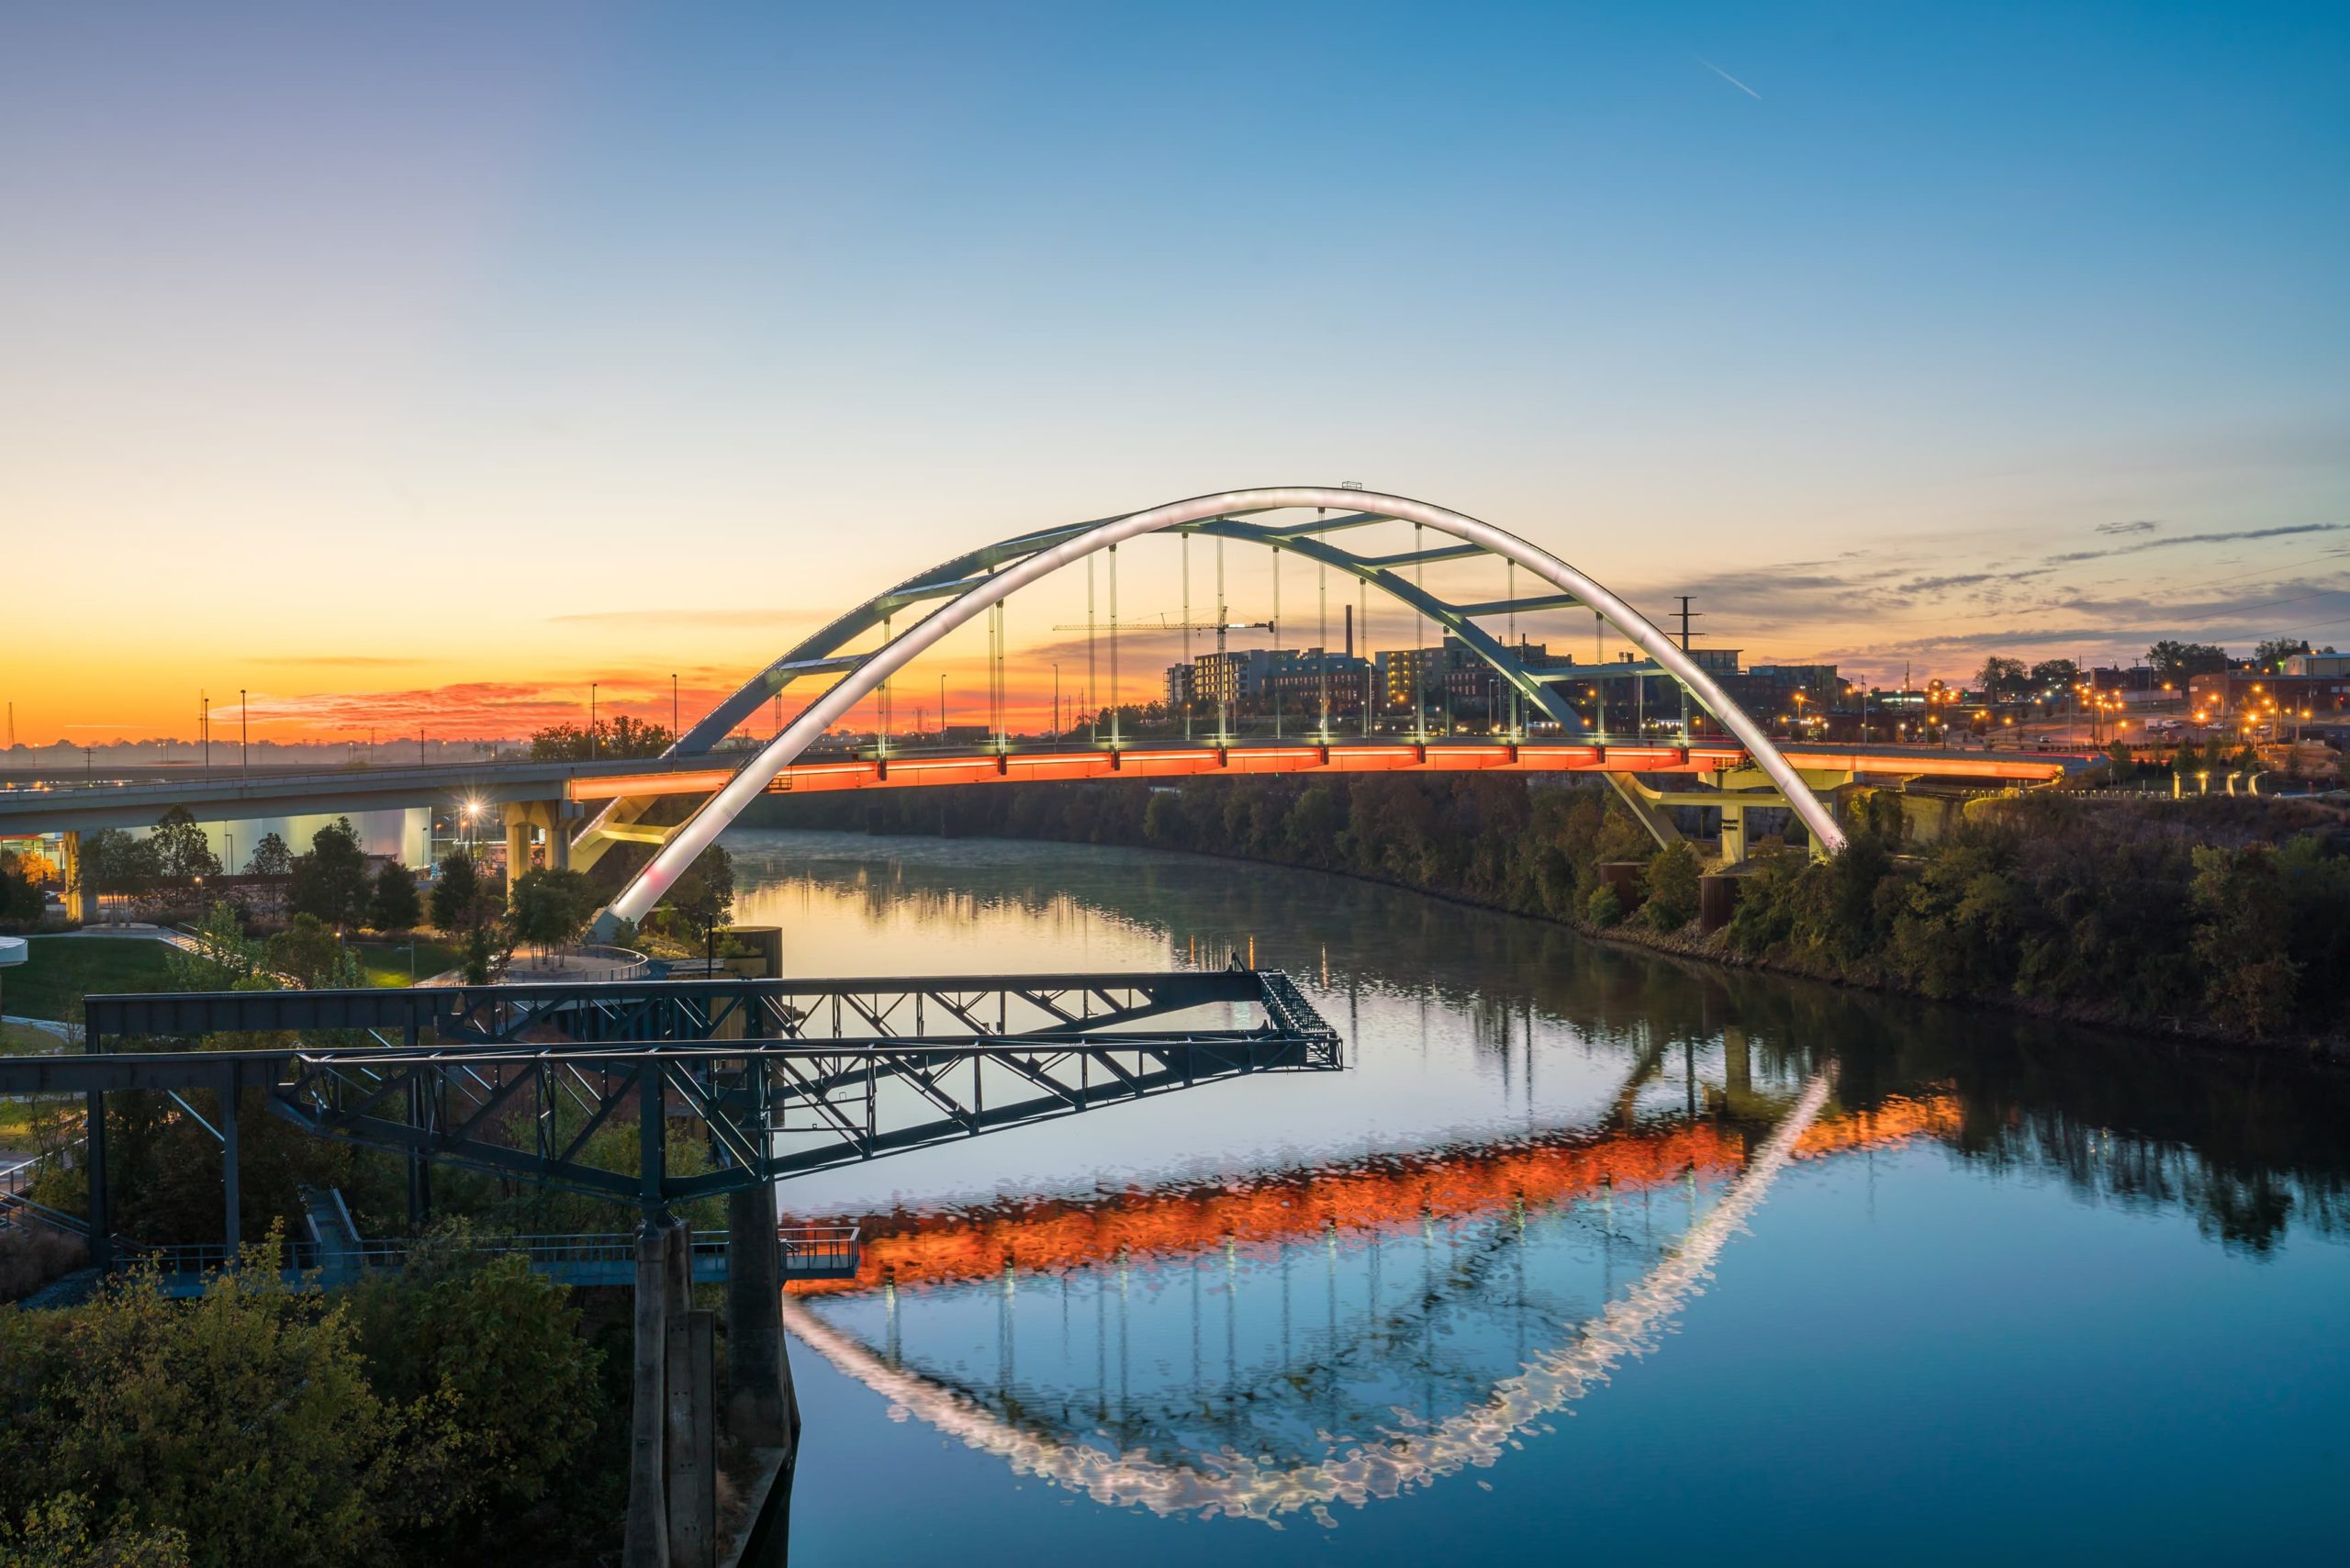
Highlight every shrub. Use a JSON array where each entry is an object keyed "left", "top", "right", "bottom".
[{"left": 1585, "top": 885, "right": 1624, "bottom": 928}]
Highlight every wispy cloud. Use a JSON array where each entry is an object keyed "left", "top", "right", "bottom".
[
  {"left": 2040, "top": 521, "right": 2343, "bottom": 566},
  {"left": 250, "top": 655, "right": 426, "bottom": 668},
  {"left": 543, "top": 607, "right": 825, "bottom": 630},
  {"left": 1699, "top": 58, "right": 1761, "bottom": 99},
  {"left": 2095, "top": 519, "right": 2160, "bottom": 535}
]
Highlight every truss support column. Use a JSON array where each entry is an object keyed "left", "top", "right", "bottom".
[
  {"left": 405, "top": 1025, "right": 431, "bottom": 1230},
  {"left": 727, "top": 1181, "right": 798, "bottom": 1449},
  {"left": 84, "top": 1085, "right": 109, "bottom": 1271},
  {"left": 625, "top": 1214, "right": 672, "bottom": 1568},
  {"left": 219, "top": 1067, "right": 241, "bottom": 1255}
]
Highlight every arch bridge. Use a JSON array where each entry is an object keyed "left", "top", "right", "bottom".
[{"left": 588, "top": 488, "right": 1852, "bottom": 927}]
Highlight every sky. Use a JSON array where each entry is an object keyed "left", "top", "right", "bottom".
[{"left": 4, "top": 0, "right": 2346, "bottom": 745}]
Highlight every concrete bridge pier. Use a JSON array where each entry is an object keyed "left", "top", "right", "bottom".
[
  {"left": 626, "top": 1212, "right": 725, "bottom": 1568},
  {"left": 727, "top": 1182, "right": 799, "bottom": 1447},
  {"left": 503, "top": 801, "right": 579, "bottom": 898},
  {"left": 61, "top": 829, "right": 91, "bottom": 924}
]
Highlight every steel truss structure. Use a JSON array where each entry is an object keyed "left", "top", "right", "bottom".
[{"left": 21, "top": 971, "right": 1339, "bottom": 1260}]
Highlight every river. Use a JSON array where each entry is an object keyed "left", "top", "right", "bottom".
[{"left": 730, "top": 829, "right": 2350, "bottom": 1565}]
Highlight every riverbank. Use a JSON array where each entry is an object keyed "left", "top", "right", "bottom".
[{"left": 740, "top": 775, "right": 2350, "bottom": 1061}]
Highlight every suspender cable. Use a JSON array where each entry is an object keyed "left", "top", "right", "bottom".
[
  {"left": 1215, "top": 536, "right": 1229, "bottom": 743},
  {"left": 1181, "top": 532, "right": 1193, "bottom": 741},
  {"left": 1087, "top": 557, "right": 1098, "bottom": 747},
  {"left": 1360, "top": 577, "right": 1371, "bottom": 737},
  {"left": 1414, "top": 521, "right": 1427, "bottom": 741},
  {"left": 1108, "top": 543, "right": 1120, "bottom": 749},
  {"left": 1271, "top": 544, "right": 1282, "bottom": 740},
  {"left": 879, "top": 614, "right": 892, "bottom": 759},
  {"left": 1317, "top": 558, "right": 1329, "bottom": 737}
]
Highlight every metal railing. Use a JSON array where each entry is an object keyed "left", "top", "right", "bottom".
[{"left": 110, "top": 1223, "right": 861, "bottom": 1290}]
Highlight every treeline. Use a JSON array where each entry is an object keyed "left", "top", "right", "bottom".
[
  {"left": 752, "top": 775, "right": 2350, "bottom": 1047},
  {"left": 0, "top": 1242, "right": 614, "bottom": 1568}
]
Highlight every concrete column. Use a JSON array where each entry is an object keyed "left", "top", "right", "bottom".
[
  {"left": 62, "top": 829, "right": 90, "bottom": 924},
  {"left": 505, "top": 815, "right": 532, "bottom": 901},
  {"left": 1719, "top": 805, "right": 1748, "bottom": 866},
  {"left": 545, "top": 802, "right": 573, "bottom": 871},
  {"left": 624, "top": 1215, "right": 672, "bottom": 1568},
  {"left": 726, "top": 1183, "right": 796, "bottom": 1446}
]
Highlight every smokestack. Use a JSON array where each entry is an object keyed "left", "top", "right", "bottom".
[{"left": 1343, "top": 603, "right": 1354, "bottom": 660}]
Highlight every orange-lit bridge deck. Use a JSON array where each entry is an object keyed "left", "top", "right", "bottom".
[{"left": 573, "top": 740, "right": 2083, "bottom": 803}]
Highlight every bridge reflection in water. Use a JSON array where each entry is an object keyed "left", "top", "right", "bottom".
[{"left": 780, "top": 1078, "right": 1954, "bottom": 1525}]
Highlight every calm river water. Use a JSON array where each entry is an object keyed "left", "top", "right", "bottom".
[{"left": 734, "top": 830, "right": 2350, "bottom": 1566}]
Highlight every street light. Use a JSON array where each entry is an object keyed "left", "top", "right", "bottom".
[{"left": 588, "top": 684, "right": 598, "bottom": 760}]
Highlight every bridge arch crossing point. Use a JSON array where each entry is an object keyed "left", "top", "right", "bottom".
[{"left": 601, "top": 487, "right": 1845, "bottom": 925}]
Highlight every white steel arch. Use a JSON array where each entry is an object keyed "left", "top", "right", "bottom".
[{"left": 608, "top": 487, "right": 1844, "bottom": 924}]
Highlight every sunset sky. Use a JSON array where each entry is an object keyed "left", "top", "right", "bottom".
[{"left": 6, "top": 1, "right": 2345, "bottom": 745}]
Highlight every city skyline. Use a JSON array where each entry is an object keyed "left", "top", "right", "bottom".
[{"left": 6, "top": 1, "right": 2345, "bottom": 744}]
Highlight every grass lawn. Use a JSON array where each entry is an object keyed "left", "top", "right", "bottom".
[
  {"left": 1, "top": 1021, "right": 69, "bottom": 1055},
  {"left": 349, "top": 937, "right": 462, "bottom": 988},
  {"left": 3, "top": 936, "right": 175, "bottom": 1022}
]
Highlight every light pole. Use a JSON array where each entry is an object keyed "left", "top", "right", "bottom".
[
  {"left": 1052, "top": 664, "right": 1060, "bottom": 744},
  {"left": 241, "top": 689, "right": 248, "bottom": 779},
  {"left": 588, "top": 684, "right": 598, "bottom": 760},
  {"left": 671, "top": 675, "right": 678, "bottom": 737},
  {"left": 939, "top": 674, "right": 946, "bottom": 739}
]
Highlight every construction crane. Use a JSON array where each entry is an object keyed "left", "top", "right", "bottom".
[{"left": 1053, "top": 613, "right": 1279, "bottom": 744}]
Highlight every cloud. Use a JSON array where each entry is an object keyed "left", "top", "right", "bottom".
[
  {"left": 249, "top": 655, "right": 425, "bottom": 668},
  {"left": 2095, "top": 519, "right": 2160, "bottom": 535},
  {"left": 2040, "top": 521, "right": 2343, "bottom": 566},
  {"left": 543, "top": 607, "right": 826, "bottom": 630}
]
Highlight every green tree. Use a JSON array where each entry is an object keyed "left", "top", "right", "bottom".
[
  {"left": 526, "top": 716, "right": 675, "bottom": 761},
  {"left": 1975, "top": 656, "right": 2028, "bottom": 700},
  {"left": 242, "top": 832, "right": 293, "bottom": 879},
  {"left": 368, "top": 862, "right": 422, "bottom": 932},
  {"left": 267, "top": 913, "right": 361, "bottom": 990},
  {"left": 507, "top": 868, "right": 596, "bottom": 966},
  {"left": 347, "top": 1241, "right": 601, "bottom": 1529},
  {"left": 663, "top": 846, "right": 736, "bottom": 959},
  {"left": 2027, "top": 657, "right": 2079, "bottom": 694},
  {"left": 75, "top": 829, "right": 161, "bottom": 906},
  {"left": 2146, "top": 639, "right": 2228, "bottom": 680},
  {"left": 428, "top": 851, "right": 499, "bottom": 938},
  {"left": 2253, "top": 637, "right": 2311, "bottom": 670},
  {"left": 1584, "top": 884, "right": 1624, "bottom": 927},
  {"left": 3, "top": 1255, "right": 418, "bottom": 1568},
  {"left": 149, "top": 808, "right": 220, "bottom": 882},
  {"left": 286, "top": 818, "right": 369, "bottom": 929},
  {"left": 1641, "top": 841, "right": 1702, "bottom": 932},
  {"left": 2189, "top": 846, "right": 2302, "bottom": 1036},
  {"left": 0, "top": 1491, "right": 190, "bottom": 1568},
  {"left": 164, "top": 902, "right": 274, "bottom": 991}
]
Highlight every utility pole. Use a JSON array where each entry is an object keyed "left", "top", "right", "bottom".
[
  {"left": 1673, "top": 597, "right": 1700, "bottom": 739},
  {"left": 241, "top": 689, "right": 249, "bottom": 779},
  {"left": 201, "top": 691, "right": 209, "bottom": 772},
  {"left": 671, "top": 675, "right": 678, "bottom": 736},
  {"left": 589, "top": 685, "right": 599, "bottom": 761}
]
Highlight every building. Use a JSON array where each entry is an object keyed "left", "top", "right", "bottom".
[{"left": 1169, "top": 648, "right": 1371, "bottom": 715}]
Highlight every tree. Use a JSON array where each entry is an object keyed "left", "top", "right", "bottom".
[
  {"left": 1641, "top": 841, "right": 1703, "bottom": 932},
  {"left": 1975, "top": 657, "right": 2028, "bottom": 701},
  {"left": 2027, "top": 658, "right": 2079, "bottom": 695},
  {"left": 165, "top": 902, "right": 273, "bottom": 991},
  {"left": 2146, "top": 640, "right": 2228, "bottom": 680},
  {"left": 663, "top": 846, "right": 736, "bottom": 960},
  {"left": 243, "top": 832, "right": 293, "bottom": 879},
  {"left": 2, "top": 1257, "right": 411, "bottom": 1567},
  {"left": 2254, "top": 637, "right": 2311, "bottom": 671},
  {"left": 368, "top": 862, "right": 422, "bottom": 932},
  {"left": 506, "top": 868, "right": 596, "bottom": 966},
  {"left": 286, "top": 818, "right": 369, "bottom": 929},
  {"left": 150, "top": 807, "right": 219, "bottom": 882},
  {"left": 0, "top": 852, "right": 44, "bottom": 929},
  {"left": 526, "top": 716, "right": 675, "bottom": 762},
  {"left": 428, "top": 852, "right": 499, "bottom": 938},
  {"left": 267, "top": 913, "right": 361, "bottom": 990},
  {"left": 75, "top": 829, "right": 161, "bottom": 905}
]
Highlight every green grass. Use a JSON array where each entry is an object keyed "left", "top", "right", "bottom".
[
  {"left": 1, "top": 1021, "right": 68, "bottom": 1055},
  {"left": 349, "top": 938, "right": 462, "bottom": 988},
  {"left": 2, "top": 935, "right": 176, "bottom": 1022}
]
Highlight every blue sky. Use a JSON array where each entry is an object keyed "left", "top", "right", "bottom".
[{"left": 3, "top": 1, "right": 2344, "bottom": 737}]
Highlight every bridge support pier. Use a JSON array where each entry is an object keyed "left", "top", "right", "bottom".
[
  {"left": 62, "top": 829, "right": 91, "bottom": 924},
  {"left": 726, "top": 1182, "right": 799, "bottom": 1448},
  {"left": 625, "top": 1215, "right": 672, "bottom": 1568},
  {"left": 1719, "top": 804, "right": 1748, "bottom": 866}
]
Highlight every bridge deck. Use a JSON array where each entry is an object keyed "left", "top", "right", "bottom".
[{"left": 576, "top": 740, "right": 2083, "bottom": 801}]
